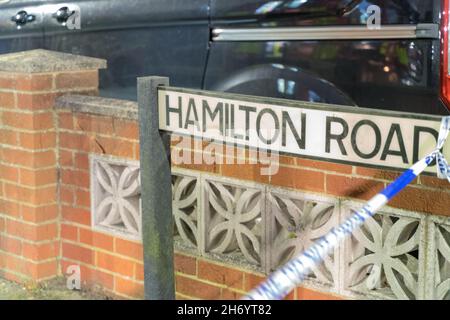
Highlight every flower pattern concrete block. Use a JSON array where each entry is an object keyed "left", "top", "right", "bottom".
[
  {"left": 90, "top": 155, "right": 141, "bottom": 240},
  {"left": 425, "top": 215, "right": 450, "bottom": 300},
  {"left": 266, "top": 188, "right": 339, "bottom": 290},
  {"left": 172, "top": 170, "right": 201, "bottom": 249},
  {"left": 340, "top": 202, "right": 426, "bottom": 300},
  {"left": 203, "top": 177, "right": 264, "bottom": 267}
]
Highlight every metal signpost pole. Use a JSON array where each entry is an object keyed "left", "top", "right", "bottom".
[{"left": 138, "top": 76, "right": 175, "bottom": 300}]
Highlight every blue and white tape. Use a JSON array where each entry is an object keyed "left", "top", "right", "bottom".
[
  {"left": 245, "top": 116, "right": 450, "bottom": 301},
  {"left": 436, "top": 116, "right": 450, "bottom": 182}
]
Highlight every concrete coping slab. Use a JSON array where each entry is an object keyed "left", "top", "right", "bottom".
[
  {"left": 56, "top": 94, "right": 138, "bottom": 120},
  {"left": 0, "top": 49, "right": 107, "bottom": 73}
]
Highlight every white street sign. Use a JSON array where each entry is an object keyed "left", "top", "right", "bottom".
[{"left": 158, "top": 87, "right": 449, "bottom": 174}]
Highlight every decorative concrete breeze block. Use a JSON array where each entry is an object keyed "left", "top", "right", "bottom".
[{"left": 90, "top": 155, "right": 141, "bottom": 240}]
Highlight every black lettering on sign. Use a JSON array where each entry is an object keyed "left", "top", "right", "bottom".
[
  {"left": 326, "top": 117, "right": 349, "bottom": 156},
  {"left": 381, "top": 124, "right": 408, "bottom": 164},
  {"left": 282, "top": 112, "right": 306, "bottom": 150},
  {"left": 413, "top": 126, "right": 439, "bottom": 164},
  {"left": 230, "top": 104, "right": 244, "bottom": 140},
  {"left": 184, "top": 98, "right": 200, "bottom": 130},
  {"left": 256, "top": 108, "right": 280, "bottom": 145},
  {"left": 239, "top": 105, "right": 257, "bottom": 141},
  {"left": 202, "top": 100, "right": 224, "bottom": 134},
  {"left": 351, "top": 120, "right": 381, "bottom": 159},
  {"left": 165, "top": 94, "right": 183, "bottom": 128},
  {"left": 225, "top": 103, "right": 230, "bottom": 136}
]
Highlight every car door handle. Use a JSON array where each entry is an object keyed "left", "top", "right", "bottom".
[
  {"left": 52, "top": 6, "right": 75, "bottom": 25},
  {"left": 11, "top": 10, "right": 36, "bottom": 29}
]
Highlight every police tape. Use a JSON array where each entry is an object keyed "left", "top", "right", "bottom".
[{"left": 244, "top": 116, "right": 450, "bottom": 300}]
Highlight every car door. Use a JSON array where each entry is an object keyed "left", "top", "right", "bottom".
[
  {"left": 41, "top": 0, "right": 210, "bottom": 100},
  {"left": 0, "top": 0, "right": 45, "bottom": 55},
  {"left": 205, "top": 0, "right": 445, "bottom": 115}
]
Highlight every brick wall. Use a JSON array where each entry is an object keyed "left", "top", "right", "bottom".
[{"left": 174, "top": 253, "right": 342, "bottom": 300}]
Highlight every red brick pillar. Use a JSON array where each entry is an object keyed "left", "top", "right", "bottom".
[{"left": 0, "top": 49, "right": 106, "bottom": 283}]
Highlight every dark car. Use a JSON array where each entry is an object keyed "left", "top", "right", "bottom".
[{"left": 0, "top": 0, "right": 448, "bottom": 115}]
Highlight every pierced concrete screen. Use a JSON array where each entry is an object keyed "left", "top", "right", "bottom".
[{"left": 90, "top": 155, "right": 142, "bottom": 240}]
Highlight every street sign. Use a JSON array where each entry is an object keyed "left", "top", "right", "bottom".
[{"left": 159, "top": 87, "right": 449, "bottom": 173}]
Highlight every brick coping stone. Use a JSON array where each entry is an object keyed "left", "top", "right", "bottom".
[{"left": 56, "top": 95, "right": 138, "bottom": 120}]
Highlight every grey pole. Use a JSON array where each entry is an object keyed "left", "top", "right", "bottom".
[{"left": 137, "top": 76, "right": 174, "bottom": 300}]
